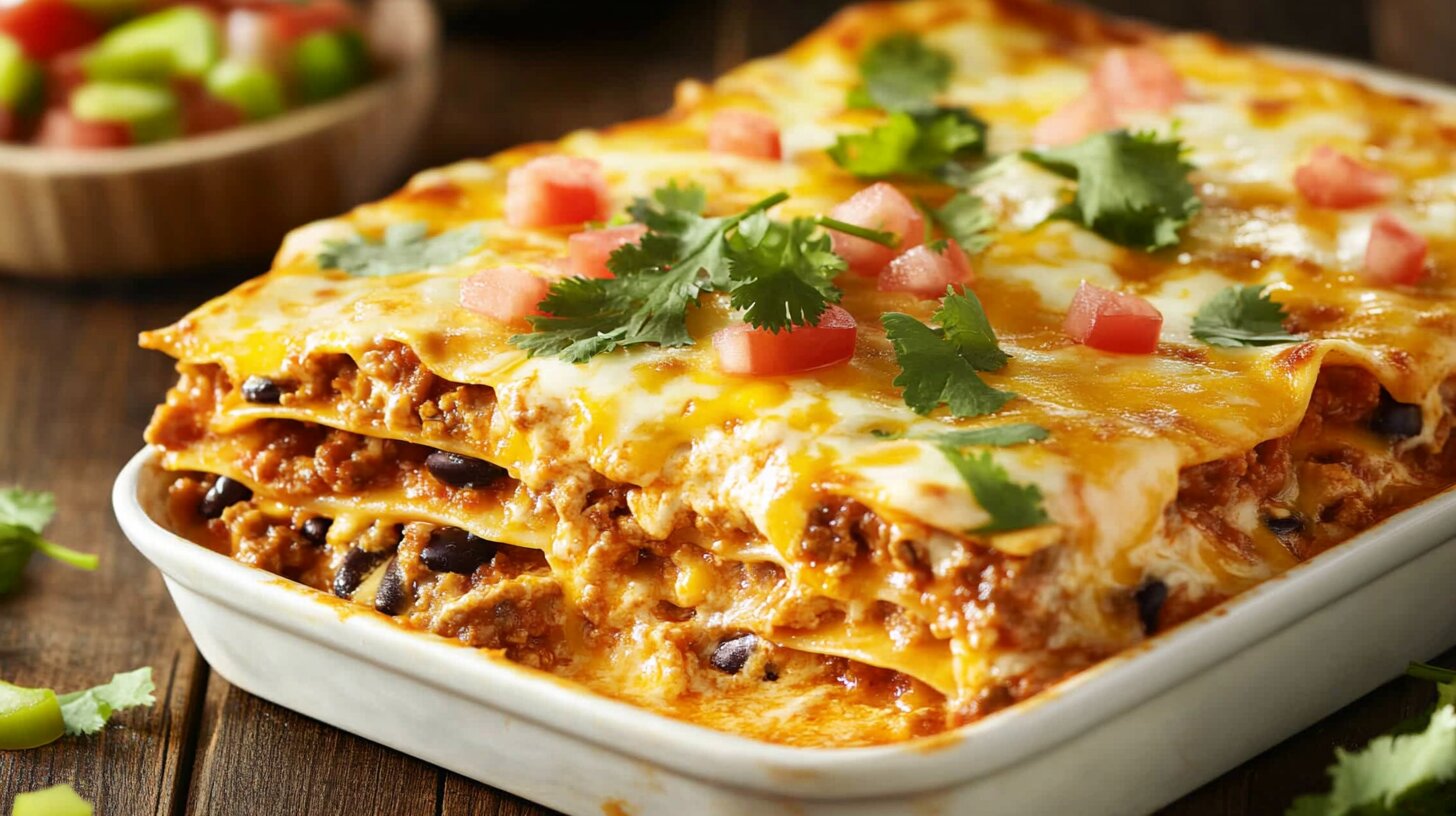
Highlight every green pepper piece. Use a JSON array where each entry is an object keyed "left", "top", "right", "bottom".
[
  {"left": 0, "top": 34, "right": 41, "bottom": 113},
  {"left": 84, "top": 6, "right": 220, "bottom": 82},
  {"left": 11, "top": 784, "right": 93, "bottom": 816},
  {"left": 291, "top": 30, "right": 369, "bottom": 104},
  {"left": 205, "top": 62, "right": 284, "bottom": 121},
  {"left": 71, "top": 81, "right": 180, "bottom": 144},
  {"left": 0, "top": 680, "right": 64, "bottom": 750}
]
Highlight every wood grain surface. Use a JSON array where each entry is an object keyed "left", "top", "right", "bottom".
[{"left": 1, "top": 1, "right": 1452, "bottom": 814}]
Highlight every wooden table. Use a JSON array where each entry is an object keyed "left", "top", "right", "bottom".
[{"left": 2, "top": 2, "right": 1453, "bottom": 813}]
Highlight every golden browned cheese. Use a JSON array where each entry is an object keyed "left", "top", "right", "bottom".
[{"left": 140, "top": 0, "right": 1456, "bottom": 745}]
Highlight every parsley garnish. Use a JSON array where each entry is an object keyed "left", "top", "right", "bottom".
[
  {"left": 882, "top": 287, "right": 1015, "bottom": 417},
  {"left": 1023, "top": 130, "right": 1201, "bottom": 251},
  {"left": 726, "top": 212, "right": 845, "bottom": 332},
  {"left": 317, "top": 222, "right": 483, "bottom": 277},
  {"left": 829, "top": 109, "right": 987, "bottom": 180},
  {"left": 0, "top": 489, "right": 97, "bottom": 596},
  {"left": 58, "top": 667, "right": 156, "bottom": 736},
  {"left": 1191, "top": 285, "right": 1303, "bottom": 348},
  {"left": 1288, "top": 662, "right": 1456, "bottom": 815},
  {"left": 941, "top": 448, "right": 1050, "bottom": 532},
  {"left": 847, "top": 33, "right": 953, "bottom": 113},
  {"left": 927, "top": 192, "right": 995, "bottom": 254}
]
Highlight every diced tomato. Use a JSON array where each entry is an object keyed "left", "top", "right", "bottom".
[
  {"left": 707, "top": 109, "right": 781, "bottom": 160},
  {"left": 35, "top": 108, "right": 130, "bottom": 148},
  {"left": 45, "top": 48, "right": 87, "bottom": 105},
  {"left": 1063, "top": 281, "right": 1163, "bottom": 354},
  {"left": 1031, "top": 89, "right": 1117, "bottom": 147},
  {"left": 713, "top": 305, "right": 858, "bottom": 376},
  {"left": 1363, "top": 213, "right": 1428, "bottom": 286},
  {"left": 0, "top": 107, "right": 17, "bottom": 142},
  {"left": 180, "top": 86, "right": 243, "bottom": 135},
  {"left": 505, "top": 155, "right": 611, "bottom": 229},
  {"left": 827, "top": 182, "right": 924, "bottom": 277},
  {"left": 566, "top": 223, "right": 645, "bottom": 280},
  {"left": 263, "top": 0, "right": 356, "bottom": 41},
  {"left": 1293, "top": 145, "right": 1396, "bottom": 210},
  {"left": 1091, "top": 47, "right": 1185, "bottom": 114},
  {"left": 0, "top": 0, "right": 103, "bottom": 62},
  {"left": 459, "top": 266, "right": 550, "bottom": 325},
  {"left": 878, "top": 240, "right": 974, "bottom": 298}
]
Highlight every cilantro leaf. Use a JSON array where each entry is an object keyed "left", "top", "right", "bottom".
[
  {"left": 1191, "top": 285, "right": 1304, "bottom": 348},
  {"left": 725, "top": 213, "right": 845, "bottom": 332},
  {"left": 928, "top": 193, "right": 995, "bottom": 254},
  {"left": 829, "top": 108, "right": 987, "bottom": 180},
  {"left": 939, "top": 448, "right": 1050, "bottom": 532},
  {"left": 57, "top": 667, "right": 155, "bottom": 736},
  {"left": 511, "top": 187, "right": 789, "bottom": 362},
  {"left": 0, "top": 488, "right": 97, "bottom": 596},
  {"left": 849, "top": 33, "right": 953, "bottom": 113},
  {"left": 883, "top": 288, "right": 1015, "bottom": 417},
  {"left": 318, "top": 221, "right": 483, "bottom": 277},
  {"left": 1023, "top": 130, "right": 1201, "bottom": 251},
  {"left": 876, "top": 423, "right": 1049, "bottom": 447}
]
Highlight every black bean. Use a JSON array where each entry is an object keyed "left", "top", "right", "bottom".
[
  {"left": 333, "top": 547, "right": 384, "bottom": 598},
  {"left": 299, "top": 516, "right": 332, "bottom": 547},
  {"left": 762, "top": 664, "right": 780, "bottom": 682},
  {"left": 710, "top": 633, "right": 757, "bottom": 675},
  {"left": 1134, "top": 579, "right": 1168, "bottom": 636},
  {"left": 1370, "top": 391, "right": 1422, "bottom": 439},
  {"left": 240, "top": 375, "right": 283, "bottom": 405},
  {"left": 1263, "top": 513, "right": 1304, "bottom": 537},
  {"left": 424, "top": 451, "right": 506, "bottom": 489},
  {"left": 374, "top": 556, "right": 410, "bottom": 615},
  {"left": 421, "top": 527, "right": 497, "bottom": 574},
  {"left": 199, "top": 476, "right": 252, "bottom": 519}
]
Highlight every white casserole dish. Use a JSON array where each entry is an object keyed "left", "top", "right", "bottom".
[{"left": 115, "top": 448, "right": 1456, "bottom": 815}]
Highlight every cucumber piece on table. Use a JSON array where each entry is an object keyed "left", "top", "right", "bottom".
[
  {"left": 205, "top": 61, "right": 284, "bottom": 121},
  {"left": 71, "top": 81, "right": 179, "bottom": 144},
  {"left": 10, "top": 784, "right": 93, "bottom": 816},
  {"left": 291, "top": 30, "right": 368, "bottom": 103},
  {"left": 0, "top": 34, "right": 41, "bottom": 112},
  {"left": 84, "top": 6, "right": 220, "bottom": 82},
  {"left": 0, "top": 680, "right": 64, "bottom": 750}
]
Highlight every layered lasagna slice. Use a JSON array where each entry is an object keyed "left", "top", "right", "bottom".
[{"left": 141, "top": 0, "right": 1456, "bottom": 747}]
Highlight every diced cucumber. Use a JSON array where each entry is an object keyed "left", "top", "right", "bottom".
[
  {"left": 71, "top": 81, "right": 179, "bottom": 144},
  {"left": 205, "top": 61, "right": 284, "bottom": 121},
  {"left": 84, "top": 6, "right": 220, "bottom": 82},
  {"left": 291, "top": 30, "right": 368, "bottom": 103},
  {"left": 10, "top": 784, "right": 93, "bottom": 816},
  {"left": 0, "top": 680, "right": 64, "bottom": 750},
  {"left": 0, "top": 34, "right": 41, "bottom": 112}
]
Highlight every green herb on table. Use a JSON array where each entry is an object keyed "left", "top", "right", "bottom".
[
  {"left": 1287, "top": 662, "right": 1456, "bottom": 816},
  {"left": 1023, "top": 129, "right": 1201, "bottom": 252},
  {"left": 0, "top": 489, "right": 98, "bottom": 596},
  {"left": 882, "top": 287, "right": 1015, "bottom": 418},
  {"left": 0, "top": 668, "right": 154, "bottom": 750},
  {"left": 1191, "top": 285, "right": 1304, "bottom": 348},
  {"left": 10, "top": 784, "right": 93, "bottom": 816},
  {"left": 317, "top": 221, "right": 484, "bottom": 277}
]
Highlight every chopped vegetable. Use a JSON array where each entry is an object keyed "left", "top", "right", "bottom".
[
  {"left": 1364, "top": 213, "right": 1428, "bottom": 287},
  {"left": 290, "top": 29, "right": 367, "bottom": 103},
  {"left": 1064, "top": 281, "right": 1164, "bottom": 354},
  {"left": 1023, "top": 129, "right": 1201, "bottom": 251},
  {"left": 204, "top": 61, "right": 284, "bottom": 121},
  {"left": 0, "top": 489, "right": 97, "bottom": 596},
  {"left": 83, "top": 5, "right": 220, "bottom": 82},
  {"left": 56, "top": 667, "right": 155, "bottom": 736},
  {"left": 828, "top": 108, "right": 987, "bottom": 180},
  {"left": 505, "top": 155, "right": 611, "bottom": 229},
  {"left": 0, "top": 35, "right": 42, "bottom": 112},
  {"left": 882, "top": 287, "right": 1015, "bottom": 418},
  {"left": 69, "top": 80, "right": 178, "bottom": 143},
  {"left": 10, "top": 784, "right": 92, "bottom": 816},
  {"left": 712, "top": 305, "right": 857, "bottom": 376},
  {"left": 459, "top": 266, "right": 549, "bottom": 325},
  {"left": 566, "top": 224, "right": 647, "bottom": 280},
  {"left": 878, "top": 240, "right": 973, "bottom": 298},
  {"left": 1293, "top": 146, "right": 1395, "bottom": 210},
  {"left": 317, "top": 222, "right": 483, "bottom": 278},
  {"left": 34, "top": 107, "right": 128, "bottom": 148},
  {"left": 825, "top": 182, "right": 923, "bottom": 276},
  {"left": 847, "top": 32, "right": 953, "bottom": 113},
  {"left": 940, "top": 448, "right": 1050, "bottom": 532},
  {"left": 1090, "top": 47, "right": 1186, "bottom": 115},
  {"left": 1288, "top": 663, "right": 1456, "bottom": 815},
  {"left": 1032, "top": 89, "right": 1116, "bottom": 148},
  {"left": 1190, "top": 285, "right": 1303, "bottom": 348},
  {"left": 0, "top": 680, "right": 64, "bottom": 750},
  {"left": 0, "top": 1, "right": 103, "bottom": 63},
  {"left": 706, "top": 109, "right": 781, "bottom": 160}
]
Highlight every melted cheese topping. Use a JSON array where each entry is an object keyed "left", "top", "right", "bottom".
[{"left": 141, "top": 0, "right": 1456, "bottom": 724}]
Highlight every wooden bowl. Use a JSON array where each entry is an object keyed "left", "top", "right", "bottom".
[{"left": 0, "top": 0, "right": 440, "bottom": 280}]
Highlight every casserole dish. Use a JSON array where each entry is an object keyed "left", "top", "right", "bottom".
[{"left": 115, "top": 449, "right": 1456, "bottom": 814}]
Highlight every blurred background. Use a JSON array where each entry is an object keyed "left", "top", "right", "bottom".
[{"left": 423, "top": 0, "right": 1455, "bottom": 170}]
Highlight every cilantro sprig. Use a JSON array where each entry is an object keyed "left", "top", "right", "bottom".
[
  {"left": 876, "top": 422, "right": 1049, "bottom": 447},
  {"left": 883, "top": 287, "right": 1015, "bottom": 418},
  {"left": 317, "top": 221, "right": 483, "bottom": 277},
  {"left": 1191, "top": 285, "right": 1304, "bottom": 348},
  {"left": 59, "top": 667, "right": 156, "bottom": 736},
  {"left": 1023, "top": 129, "right": 1201, "bottom": 251},
  {"left": 1288, "top": 662, "right": 1456, "bottom": 815},
  {"left": 847, "top": 32, "right": 953, "bottom": 113},
  {"left": 927, "top": 192, "right": 995, "bottom": 254},
  {"left": 943, "top": 448, "right": 1050, "bottom": 532},
  {"left": 0, "top": 489, "right": 98, "bottom": 596},
  {"left": 725, "top": 212, "right": 845, "bottom": 332}
]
